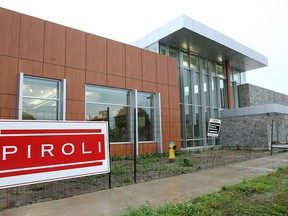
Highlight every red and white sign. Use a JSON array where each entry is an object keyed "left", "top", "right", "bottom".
[{"left": 0, "top": 121, "right": 110, "bottom": 189}]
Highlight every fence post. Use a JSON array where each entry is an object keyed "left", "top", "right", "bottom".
[
  {"left": 134, "top": 108, "right": 137, "bottom": 183},
  {"left": 107, "top": 107, "right": 111, "bottom": 189},
  {"left": 271, "top": 119, "right": 274, "bottom": 156}
]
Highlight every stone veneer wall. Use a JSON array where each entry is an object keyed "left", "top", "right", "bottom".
[
  {"left": 220, "top": 84, "right": 288, "bottom": 150},
  {"left": 220, "top": 114, "right": 269, "bottom": 149},
  {"left": 238, "top": 84, "right": 288, "bottom": 107}
]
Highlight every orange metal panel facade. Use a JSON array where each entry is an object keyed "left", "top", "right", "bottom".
[{"left": 0, "top": 7, "right": 181, "bottom": 155}]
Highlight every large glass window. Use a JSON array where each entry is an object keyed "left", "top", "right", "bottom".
[
  {"left": 216, "top": 64, "right": 225, "bottom": 78},
  {"left": 86, "top": 85, "right": 130, "bottom": 142},
  {"left": 138, "top": 92, "right": 154, "bottom": 141},
  {"left": 190, "top": 55, "right": 199, "bottom": 71},
  {"left": 169, "top": 47, "right": 178, "bottom": 60},
  {"left": 21, "top": 76, "right": 64, "bottom": 120},
  {"left": 193, "top": 72, "right": 201, "bottom": 106}
]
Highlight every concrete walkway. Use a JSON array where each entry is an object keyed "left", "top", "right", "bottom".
[{"left": 1, "top": 153, "right": 288, "bottom": 216}]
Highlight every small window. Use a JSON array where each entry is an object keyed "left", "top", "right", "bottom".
[
  {"left": 138, "top": 92, "right": 154, "bottom": 141},
  {"left": 86, "top": 85, "right": 130, "bottom": 143},
  {"left": 19, "top": 74, "right": 65, "bottom": 120}
]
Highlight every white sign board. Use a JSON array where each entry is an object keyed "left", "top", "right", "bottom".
[
  {"left": 0, "top": 120, "right": 110, "bottom": 189},
  {"left": 207, "top": 118, "right": 221, "bottom": 137}
]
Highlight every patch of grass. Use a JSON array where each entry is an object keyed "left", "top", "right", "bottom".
[{"left": 123, "top": 166, "right": 288, "bottom": 216}]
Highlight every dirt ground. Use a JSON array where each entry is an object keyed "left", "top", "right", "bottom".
[{"left": 0, "top": 149, "right": 271, "bottom": 210}]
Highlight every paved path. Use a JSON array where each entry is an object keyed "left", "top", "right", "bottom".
[{"left": 1, "top": 152, "right": 288, "bottom": 216}]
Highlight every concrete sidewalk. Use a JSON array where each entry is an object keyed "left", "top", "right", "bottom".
[{"left": 1, "top": 153, "right": 288, "bottom": 216}]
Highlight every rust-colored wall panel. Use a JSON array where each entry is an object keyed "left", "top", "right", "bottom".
[
  {"left": 156, "top": 55, "right": 168, "bottom": 85},
  {"left": 169, "top": 109, "right": 181, "bottom": 151},
  {"left": 65, "top": 68, "right": 85, "bottom": 101},
  {"left": 0, "top": 94, "right": 17, "bottom": 119},
  {"left": 19, "top": 14, "right": 44, "bottom": 61},
  {"left": 107, "top": 75, "right": 125, "bottom": 89},
  {"left": 143, "top": 81, "right": 157, "bottom": 93},
  {"left": 66, "top": 100, "right": 85, "bottom": 121},
  {"left": 142, "top": 50, "right": 156, "bottom": 82},
  {"left": 43, "top": 63, "right": 65, "bottom": 80},
  {"left": 161, "top": 108, "right": 171, "bottom": 151},
  {"left": 126, "top": 45, "right": 142, "bottom": 79},
  {"left": 66, "top": 28, "right": 86, "bottom": 69},
  {"left": 86, "top": 34, "right": 106, "bottom": 73},
  {"left": 107, "top": 40, "right": 125, "bottom": 76},
  {"left": 157, "top": 84, "right": 169, "bottom": 109},
  {"left": 138, "top": 143, "right": 157, "bottom": 155},
  {"left": 126, "top": 78, "right": 142, "bottom": 90},
  {"left": 167, "top": 58, "right": 178, "bottom": 87},
  {"left": 19, "top": 59, "right": 43, "bottom": 77},
  {"left": 168, "top": 86, "right": 180, "bottom": 110},
  {"left": 44, "top": 22, "right": 66, "bottom": 66},
  {"left": 86, "top": 70, "right": 107, "bottom": 86},
  {"left": 110, "top": 144, "right": 133, "bottom": 156},
  {"left": 0, "top": 8, "right": 20, "bottom": 57},
  {"left": 0, "top": 56, "right": 18, "bottom": 94}
]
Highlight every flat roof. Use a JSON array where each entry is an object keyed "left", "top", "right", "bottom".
[{"left": 133, "top": 15, "right": 268, "bottom": 72}]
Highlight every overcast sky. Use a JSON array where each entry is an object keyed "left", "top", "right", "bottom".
[{"left": 1, "top": 0, "right": 287, "bottom": 95}]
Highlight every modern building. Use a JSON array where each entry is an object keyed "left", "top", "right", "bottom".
[
  {"left": 133, "top": 15, "right": 272, "bottom": 149},
  {"left": 1, "top": 8, "right": 286, "bottom": 155}
]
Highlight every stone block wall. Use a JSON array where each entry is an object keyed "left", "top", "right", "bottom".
[
  {"left": 238, "top": 84, "right": 288, "bottom": 107},
  {"left": 220, "top": 113, "right": 288, "bottom": 150},
  {"left": 220, "top": 114, "right": 269, "bottom": 149}
]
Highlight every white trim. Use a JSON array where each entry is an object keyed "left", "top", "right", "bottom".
[
  {"left": 18, "top": 73, "right": 24, "bottom": 120},
  {"left": 155, "top": 93, "right": 163, "bottom": 153}
]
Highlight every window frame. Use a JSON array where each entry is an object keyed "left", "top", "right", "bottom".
[{"left": 18, "top": 73, "right": 66, "bottom": 120}]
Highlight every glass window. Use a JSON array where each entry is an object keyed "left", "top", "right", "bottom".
[
  {"left": 160, "top": 44, "right": 167, "bottom": 56},
  {"left": 211, "top": 77, "right": 218, "bottom": 107},
  {"left": 185, "top": 105, "right": 193, "bottom": 139},
  {"left": 169, "top": 48, "right": 178, "bottom": 60},
  {"left": 183, "top": 52, "right": 189, "bottom": 68},
  {"left": 216, "top": 64, "right": 225, "bottom": 78},
  {"left": 138, "top": 92, "right": 154, "bottom": 141},
  {"left": 193, "top": 72, "right": 201, "bottom": 106},
  {"left": 190, "top": 55, "right": 199, "bottom": 71},
  {"left": 194, "top": 106, "right": 202, "bottom": 139},
  {"left": 203, "top": 75, "right": 210, "bottom": 106},
  {"left": 22, "top": 76, "right": 62, "bottom": 120},
  {"left": 219, "top": 79, "right": 227, "bottom": 108},
  {"left": 147, "top": 42, "right": 159, "bottom": 53},
  {"left": 86, "top": 85, "right": 130, "bottom": 142},
  {"left": 183, "top": 69, "right": 192, "bottom": 105}
]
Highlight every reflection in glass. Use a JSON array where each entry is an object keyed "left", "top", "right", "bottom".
[
  {"left": 23, "top": 99, "right": 58, "bottom": 120},
  {"left": 194, "top": 106, "right": 202, "bottom": 139},
  {"left": 138, "top": 92, "right": 154, "bottom": 141},
  {"left": 86, "top": 85, "right": 129, "bottom": 105},
  {"left": 185, "top": 105, "right": 193, "bottom": 139},
  {"left": 138, "top": 107, "right": 154, "bottom": 141},
  {"left": 190, "top": 55, "right": 199, "bottom": 71},
  {"left": 22, "top": 77, "right": 60, "bottom": 120},
  {"left": 86, "top": 86, "right": 130, "bottom": 142}
]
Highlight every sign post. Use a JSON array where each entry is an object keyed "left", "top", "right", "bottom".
[
  {"left": 0, "top": 120, "right": 109, "bottom": 189},
  {"left": 207, "top": 118, "right": 221, "bottom": 137}
]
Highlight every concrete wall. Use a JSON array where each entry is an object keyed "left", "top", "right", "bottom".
[
  {"left": 0, "top": 8, "right": 181, "bottom": 155},
  {"left": 238, "top": 84, "right": 288, "bottom": 107}
]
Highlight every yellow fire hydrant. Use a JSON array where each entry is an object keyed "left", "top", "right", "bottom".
[{"left": 168, "top": 141, "right": 176, "bottom": 162}]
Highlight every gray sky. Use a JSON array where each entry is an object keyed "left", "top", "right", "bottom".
[{"left": 1, "top": 0, "right": 287, "bottom": 95}]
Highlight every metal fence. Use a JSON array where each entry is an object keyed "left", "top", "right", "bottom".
[
  {"left": 0, "top": 107, "right": 274, "bottom": 211},
  {"left": 0, "top": 148, "right": 272, "bottom": 210}
]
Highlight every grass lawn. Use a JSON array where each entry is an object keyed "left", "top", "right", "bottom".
[{"left": 123, "top": 166, "right": 288, "bottom": 216}]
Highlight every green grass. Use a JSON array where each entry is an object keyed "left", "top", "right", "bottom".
[{"left": 123, "top": 166, "right": 288, "bottom": 216}]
